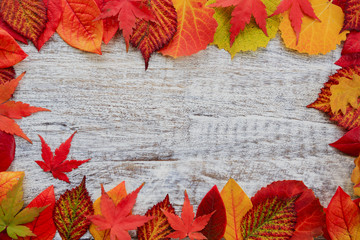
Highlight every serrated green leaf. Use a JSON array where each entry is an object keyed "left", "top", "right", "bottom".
[
  {"left": 7, "top": 225, "right": 35, "bottom": 239},
  {"left": 53, "top": 176, "right": 94, "bottom": 240},
  {"left": 241, "top": 196, "right": 297, "bottom": 239}
]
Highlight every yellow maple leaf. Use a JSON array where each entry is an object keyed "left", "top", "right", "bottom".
[
  {"left": 279, "top": 0, "right": 347, "bottom": 54},
  {"left": 352, "top": 156, "right": 360, "bottom": 196},
  {"left": 330, "top": 74, "right": 360, "bottom": 114},
  {"left": 209, "top": 0, "right": 280, "bottom": 58}
]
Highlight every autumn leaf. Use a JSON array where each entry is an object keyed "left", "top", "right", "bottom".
[
  {"left": 0, "top": 0, "right": 47, "bottom": 43},
  {"left": 159, "top": 0, "right": 217, "bottom": 57},
  {"left": 0, "top": 171, "right": 24, "bottom": 203},
  {"left": 57, "top": 0, "right": 103, "bottom": 54},
  {"left": 0, "top": 16, "right": 27, "bottom": 44},
  {"left": 210, "top": 0, "right": 280, "bottom": 57},
  {"left": 35, "top": 131, "right": 90, "bottom": 183},
  {"left": 94, "top": 0, "right": 119, "bottom": 44},
  {"left": 220, "top": 178, "right": 252, "bottom": 240},
  {"left": 336, "top": 31, "right": 360, "bottom": 68},
  {"left": 0, "top": 72, "right": 49, "bottom": 143},
  {"left": 162, "top": 190, "right": 214, "bottom": 240},
  {"left": 88, "top": 183, "right": 153, "bottom": 240},
  {"left": 137, "top": 194, "right": 175, "bottom": 240},
  {"left": 34, "top": 0, "right": 63, "bottom": 51},
  {"left": 196, "top": 185, "right": 226, "bottom": 240},
  {"left": 53, "top": 177, "right": 94, "bottom": 240},
  {"left": 251, "top": 180, "right": 326, "bottom": 239},
  {"left": 332, "top": 0, "right": 346, "bottom": 10},
  {"left": 0, "top": 28, "right": 27, "bottom": 68},
  {"left": 279, "top": 0, "right": 347, "bottom": 55},
  {"left": 342, "top": 0, "right": 360, "bottom": 32},
  {"left": 329, "top": 126, "right": 360, "bottom": 156},
  {"left": 89, "top": 181, "right": 127, "bottom": 240},
  {"left": 0, "top": 176, "right": 45, "bottom": 239},
  {"left": 95, "top": 0, "right": 155, "bottom": 52},
  {"left": 0, "top": 67, "right": 15, "bottom": 84},
  {"left": 18, "top": 185, "right": 56, "bottom": 240},
  {"left": 352, "top": 156, "right": 360, "bottom": 196},
  {"left": 308, "top": 66, "right": 360, "bottom": 130},
  {"left": 336, "top": 53, "right": 360, "bottom": 68},
  {"left": 130, "top": 0, "right": 177, "bottom": 70},
  {"left": 0, "top": 131, "right": 15, "bottom": 172},
  {"left": 209, "top": 0, "right": 267, "bottom": 46},
  {"left": 325, "top": 187, "right": 360, "bottom": 239}
]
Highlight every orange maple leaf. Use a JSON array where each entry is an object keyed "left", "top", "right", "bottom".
[{"left": 0, "top": 72, "right": 50, "bottom": 143}]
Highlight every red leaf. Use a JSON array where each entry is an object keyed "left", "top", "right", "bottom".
[
  {"left": 325, "top": 187, "right": 360, "bottom": 239},
  {"left": 89, "top": 183, "right": 153, "bottom": 240},
  {"left": 342, "top": 0, "right": 360, "bottom": 32},
  {"left": 0, "top": 131, "right": 15, "bottom": 171},
  {"left": 54, "top": 177, "right": 94, "bottom": 240},
  {"left": 0, "top": 67, "right": 15, "bottom": 84},
  {"left": 94, "top": 0, "right": 119, "bottom": 44},
  {"left": 209, "top": 0, "right": 267, "bottom": 45},
  {"left": 195, "top": 186, "right": 226, "bottom": 240},
  {"left": 0, "top": 28, "right": 27, "bottom": 68},
  {"left": 34, "top": 0, "right": 62, "bottom": 51},
  {"left": 19, "top": 185, "right": 56, "bottom": 240},
  {"left": 162, "top": 191, "right": 214, "bottom": 240},
  {"left": 270, "top": 0, "right": 320, "bottom": 43},
  {"left": 252, "top": 180, "right": 326, "bottom": 239},
  {"left": 137, "top": 194, "right": 175, "bottom": 240},
  {"left": 332, "top": 0, "right": 346, "bottom": 11},
  {"left": 0, "top": 16, "right": 27, "bottom": 44},
  {"left": 35, "top": 131, "right": 90, "bottom": 183},
  {"left": 336, "top": 53, "right": 360, "bottom": 68},
  {"left": 342, "top": 31, "right": 360, "bottom": 54},
  {"left": 95, "top": 0, "right": 155, "bottom": 51},
  {"left": 329, "top": 126, "right": 360, "bottom": 156}
]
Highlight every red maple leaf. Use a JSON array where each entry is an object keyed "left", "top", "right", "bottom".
[
  {"left": 209, "top": 0, "right": 268, "bottom": 46},
  {"left": 270, "top": 0, "right": 320, "bottom": 43},
  {"left": 88, "top": 183, "right": 153, "bottom": 240},
  {"left": 342, "top": 0, "right": 360, "bottom": 32},
  {"left": 95, "top": 0, "right": 155, "bottom": 51},
  {"left": 35, "top": 131, "right": 90, "bottom": 183},
  {"left": 162, "top": 191, "right": 214, "bottom": 240}
]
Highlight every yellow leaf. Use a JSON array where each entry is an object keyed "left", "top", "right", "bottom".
[
  {"left": 221, "top": 178, "right": 252, "bottom": 240},
  {"left": 89, "top": 182, "right": 127, "bottom": 240},
  {"left": 279, "top": 0, "right": 348, "bottom": 55},
  {"left": 209, "top": 0, "right": 280, "bottom": 58},
  {"left": 330, "top": 75, "right": 360, "bottom": 114},
  {"left": 352, "top": 156, "right": 360, "bottom": 196},
  {"left": 0, "top": 171, "right": 24, "bottom": 203}
]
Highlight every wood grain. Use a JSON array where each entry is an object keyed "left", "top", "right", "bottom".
[{"left": 8, "top": 33, "right": 352, "bottom": 239}]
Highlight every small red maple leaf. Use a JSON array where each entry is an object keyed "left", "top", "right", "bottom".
[
  {"left": 35, "top": 131, "right": 90, "bottom": 183},
  {"left": 88, "top": 183, "right": 153, "bottom": 240},
  {"left": 162, "top": 191, "right": 214, "bottom": 240},
  {"left": 95, "top": 0, "right": 155, "bottom": 51},
  {"left": 209, "top": 0, "right": 268, "bottom": 46},
  {"left": 270, "top": 0, "right": 320, "bottom": 43}
]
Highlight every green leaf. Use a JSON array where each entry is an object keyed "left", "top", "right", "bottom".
[
  {"left": 7, "top": 225, "right": 35, "bottom": 239},
  {"left": 53, "top": 176, "right": 94, "bottom": 240}
]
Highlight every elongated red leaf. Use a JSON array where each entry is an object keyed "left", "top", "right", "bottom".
[
  {"left": 137, "top": 195, "right": 175, "bottom": 240},
  {"left": 0, "top": 16, "right": 27, "bottom": 44},
  {"left": 0, "top": 0, "right": 47, "bottom": 43},
  {"left": 0, "top": 131, "right": 15, "bottom": 171},
  {"left": 330, "top": 126, "right": 360, "bottom": 156},
  {"left": 130, "top": 0, "right": 177, "bottom": 70},
  {"left": 0, "top": 67, "right": 15, "bottom": 84},
  {"left": 196, "top": 185, "right": 226, "bottom": 240},
  {"left": 53, "top": 177, "right": 94, "bottom": 240},
  {"left": 19, "top": 185, "right": 56, "bottom": 240},
  {"left": 0, "top": 28, "right": 27, "bottom": 68},
  {"left": 94, "top": 0, "right": 119, "bottom": 44}
]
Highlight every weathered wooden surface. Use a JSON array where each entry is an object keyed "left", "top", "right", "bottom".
[{"left": 10, "top": 33, "right": 352, "bottom": 239}]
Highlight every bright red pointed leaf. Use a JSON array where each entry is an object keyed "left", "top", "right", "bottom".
[
  {"left": 330, "top": 126, "right": 360, "bottom": 156},
  {"left": 34, "top": 0, "right": 62, "bottom": 51},
  {"left": 0, "top": 72, "right": 49, "bottom": 143},
  {"left": 325, "top": 187, "right": 360, "bottom": 239},
  {"left": 137, "top": 194, "right": 175, "bottom": 240},
  {"left": 0, "top": 16, "right": 27, "bottom": 44},
  {"left": 0, "top": 28, "right": 27, "bottom": 68},
  {"left": 0, "top": 67, "right": 15, "bottom": 84},
  {"left": 195, "top": 186, "right": 226, "bottom": 240},
  {"left": 95, "top": 0, "right": 155, "bottom": 51},
  {"left": 89, "top": 183, "right": 153, "bottom": 240},
  {"left": 336, "top": 53, "right": 360, "bottom": 68},
  {"left": 19, "top": 185, "right": 56, "bottom": 240},
  {"left": 54, "top": 177, "right": 94, "bottom": 240},
  {"left": 35, "top": 131, "right": 90, "bottom": 183},
  {"left": 270, "top": 0, "right": 320, "bottom": 43},
  {"left": 0, "top": 131, "right": 15, "bottom": 172},
  {"left": 94, "top": 0, "right": 119, "bottom": 44},
  {"left": 342, "top": 0, "right": 360, "bottom": 32},
  {"left": 209, "top": 0, "right": 268, "bottom": 45},
  {"left": 252, "top": 180, "right": 326, "bottom": 239},
  {"left": 342, "top": 31, "right": 360, "bottom": 54},
  {"left": 162, "top": 191, "right": 214, "bottom": 240}
]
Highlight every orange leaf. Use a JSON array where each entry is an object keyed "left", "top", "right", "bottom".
[
  {"left": 93, "top": 0, "right": 119, "bottom": 44},
  {"left": 352, "top": 156, "right": 360, "bottom": 196},
  {"left": 89, "top": 181, "right": 127, "bottom": 239},
  {"left": 0, "top": 67, "right": 15, "bottom": 84},
  {"left": 0, "top": 171, "right": 24, "bottom": 203},
  {"left": 56, "top": 0, "right": 103, "bottom": 54},
  {"left": 159, "top": 0, "right": 217, "bottom": 58},
  {"left": 0, "top": 0, "right": 47, "bottom": 43},
  {"left": 220, "top": 178, "right": 252, "bottom": 240},
  {"left": 0, "top": 28, "right": 27, "bottom": 68}
]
